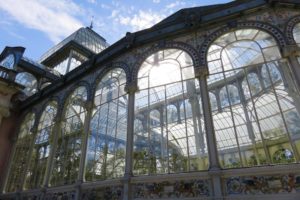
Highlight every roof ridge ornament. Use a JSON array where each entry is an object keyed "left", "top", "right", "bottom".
[{"left": 89, "top": 16, "right": 94, "bottom": 30}]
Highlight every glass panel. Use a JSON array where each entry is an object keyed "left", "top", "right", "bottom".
[
  {"left": 86, "top": 68, "right": 127, "bottom": 181},
  {"left": 0, "top": 54, "right": 15, "bottom": 69},
  {"left": 40, "top": 28, "right": 108, "bottom": 62},
  {"left": 134, "top": 49, "right": 207, "bottom": 176},
  {"left": 219, "top": 85, "right": 240, "bottom": 108},
  {"left": 207, "top": 29, "right": 300, "bottom": 169},
  {"left": 209, "top": 92, "right": 218, "bottom": 111},
  {"left": 24, "top": 102, "right": 57, "bottom": 190},
  {"left": 242, "top": 73, "right": 262, "bottom": 99},
  {"left": 5, "top": 113, "right": 35, "bottom": 192},
  {"left": 50, "top": 86, "right": 87, "bottom": 186},
  {"left": 15, "top": 72, "right": 38, "bottom": 96},
  {"left": 54, "top": 58, "right": 68, "bottom": 75},
  {"left": 293, "top": 22, "right": 300, "bottom": 46}
]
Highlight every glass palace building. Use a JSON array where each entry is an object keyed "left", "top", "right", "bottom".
[{"left": 1, "top": 0, "right": 300, "bottom": 199}]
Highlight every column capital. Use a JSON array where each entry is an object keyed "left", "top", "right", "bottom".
[
  {"left": 194, "top": 67, "right": 209, "bottom": 79},
  {"left": 125, "top": 83, "right": 138, "bottom": 94},
  {"left": 281, "top": 44, "right": 300, "bottom": 58},
  {"left": 85, "top": 99, "right": 94, "bottom": 110}
]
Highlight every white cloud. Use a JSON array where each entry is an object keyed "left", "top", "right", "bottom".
[
  {"left": 110, "top": 9, "right": 120, "bottom": 18},
  {"left": 153, "top": 0, "right": 160, "bottom": 3},
  {"left": 87, "top": 0, "right": 96, "bottom": 4},
  {"left": 118, "top": 10, "right": 165, "bottom": 32},
  {"left": 166, "top": 1, "right": 186, "bottom": 9},
  {"left": 0, "top": 0, "right": 84, "bottom": 44},
  {"left": 100, "top": 3, "right": 110, "bottom": 9}
]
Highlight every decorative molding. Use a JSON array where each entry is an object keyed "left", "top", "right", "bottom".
[
  {"left": 194, "top": 67, "right": 209, "bottom": 79},
  {"left": 285, "top": 15, "right": 300, "bottom": 45},
  {"left": 124, "top": 82, "right": 138, "bottom": 94},
  {"left": 81, "top": 185, "right": 123, "bottom": 200},
  {"left": 91, "top": 61, "right": 131, "bottom": 96}
]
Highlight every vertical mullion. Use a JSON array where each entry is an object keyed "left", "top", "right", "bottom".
[
  {"left": 180, "top": 80, "right": 191, "bottom": 171},
  {"left": 243, "top": 67, "right": 271, "bottom": 164},
  {"left": 164, "top": 85, "right": 170, "bottom": 173}
]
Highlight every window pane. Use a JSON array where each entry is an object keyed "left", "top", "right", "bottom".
[
  {"left": 5, "top": 113, "right": 35, "bottom": 192},
  {"left": 24, "top": 102, "right": 57, "bottom": 190},
  {"left": 50, "top": 86, "right": 87, "bottom": 186},
  {"left": 86, "top": 68, "right": 127, "bottom": 181}
]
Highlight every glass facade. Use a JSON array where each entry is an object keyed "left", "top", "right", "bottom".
[
  {"left": 207, "top": 29, "right": 300, "bottom": 168},
  {"left": 5, "top": 26, "right": 300, "bottom": 194},
  {"left": 3, "top": 3, "right": 300, "bottom": 199}
]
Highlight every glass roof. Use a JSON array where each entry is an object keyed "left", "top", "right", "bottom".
[{"left": 39, "top": 27, "right": 109, "bottom": 62}]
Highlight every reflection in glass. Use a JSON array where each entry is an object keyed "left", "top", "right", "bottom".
[
  {"left": 15, "top": 72, "right": 38, "bottom": 96},
  {"left": 5, "top": 113, "right": 35, "bottom": 192},
  {"left": 86, "top": 68, "right": 127, "bottom": 181},
  {"left": 24, "top": 102, "right": 57, "bottom": 190},
  {"left": 0, "top": 54, "right": 15, "bottom": 69},
  {"left": 50, "top": 86, "right": 87, "bottom": 186}
]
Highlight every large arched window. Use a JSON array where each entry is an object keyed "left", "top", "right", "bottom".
[
  {"left": 50, "top": 86, "right": 87, "bottom": 186},
  {"left": 207, "top": 28, "right": 300, "bottom": 168},
  {"left": 5, "top": 113, "right": 35, "bottom": 192},
  {"left": 85, "top": 68, "right": 127, "bottom": 181},
  {"left": 133, "top": 49, "right": 207, "bottom": 176},
  {"left": 24, "top": 101, "right": 57, "bottom": 190}
]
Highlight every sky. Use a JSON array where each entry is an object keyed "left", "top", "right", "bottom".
[{"left": 0, "top": 0, "right": 231, "bottom": 61}]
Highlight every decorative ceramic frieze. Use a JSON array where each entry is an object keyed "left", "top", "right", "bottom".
[
  {"left": 133, "top": 179, "right": 210, "bottom": 199},
  {"left": 225, "top": 173, "right": 300, "bottom": 195},
  {"left": 81, "top": 185, "right": 123, "bottom": 200}
]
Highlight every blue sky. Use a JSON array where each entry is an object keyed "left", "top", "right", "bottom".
[{"left": 0, "top": 0, "right": 231, "bottom": 60}]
